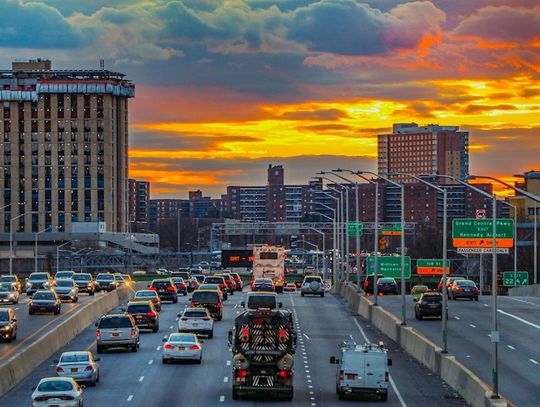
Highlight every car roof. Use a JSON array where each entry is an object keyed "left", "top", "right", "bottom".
[
  {"left": 183, "top": 307, "right": 209, "bottom": 313},
  {"left": 135, "top": 290, "right": 158, "bottom": 295},
  {"left": 60, "top": 351, "right": 90, "bottom": 357},
  {"left": 304, "top": 275, "right": 322, "bottom": 278}
]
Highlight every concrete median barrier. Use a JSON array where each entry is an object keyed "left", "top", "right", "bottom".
[
  {"left": 0, "top": 284, "right": 142, "bottom": 398},
  {"left": 336, "top": 282, "right": 509, "bottom": 407}
]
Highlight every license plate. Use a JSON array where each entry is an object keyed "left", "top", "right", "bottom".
[
  {"left": 137, "top": 316, "right": 143, "bottom": 320},
  {"left": 178, "top": 346, "right": 185, "bottom": 350},
  {"left": 464, "top": 289, "right": 470, "bottom": 292},
  {"left": 112, "top": 333, "right": 119, "bottom": 337},
  {"left": 191, "top": 323, "right": 200, "bottom": 327},
  {"left": 346, "top": 374, "right": 357, "bottom": 380},
  {"left": 429, "top": 304, "right": 438, "bottom": 308},
  {"left": 71, "top": 368, "right": 78, "bottom": 373}
]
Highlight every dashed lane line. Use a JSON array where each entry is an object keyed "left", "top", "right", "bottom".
[{"left": 127, "top": 395, "right": 134, "bottom": 402}]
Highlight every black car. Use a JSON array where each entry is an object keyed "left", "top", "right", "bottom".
[
  {"left": 171, "top": 271, "right": 190, "bottom": 281},
  {"left": 148, "top": 279, "right": 178, "bottom": 303},
  {"left": 377, "top": 277, "right": 398, "bottom": 295},
  {"left": 414, "top": 292, "right": 447, "bottom": 320},
  {"left": 72, "top": 273, "right": 96, "bottom": 295},
  {"left": 95, "top": 273, "right": 119, "bottom": 292},
  {"left": 363, "top": 274, "right": 385, "bottom": 295},
  {"left": 0, "top": 308, "right": 17, "bottom": 342},
  {"left": 29, "top": 290, "right": 61, "bottom": 315},
  {"left": 126, "top": 301, "right": 159, "bottom": 332}
]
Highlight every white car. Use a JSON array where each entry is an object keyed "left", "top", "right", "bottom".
[
  {"left": 54, "top": 279, "right": 79, "bottom": 303},
  {"left": 31, "top": 376, "right": 84, "bottom": 407},
  {"left": 55, "top": 351, "right": 100, "bottom": 386},
  {"left": 162, "top": 333, "right": 203, "bottom": 364},
  {"left": 177, "top": 307, "right": 214, "bottom": 338}
]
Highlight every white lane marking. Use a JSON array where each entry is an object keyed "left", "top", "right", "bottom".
[
  {"left": 223, "top": 376, "right": 229, "bottom": 382},
  {"left": 226, "top": 360, "right": 231, "bottom": 366},
  {"left": 156, "top": 346, "right": 161, "bottom": 351},
  {"left": 353, "top": 318, "right": 407, "bottom": 407},
  {"left": 303, "top": 333, "right": 310, "bottom": 340},
  {"left": 127, "top": 395, "right": 134, "bottom": 402},
  {"left": 506, "top": 297, "right": 540, "bottom": 306},
  {"left": 454, "top": 316, "right": 460, "bottom": 320},
  {"left": 530, "top": 359, "right": 539, "bottom": 365},
  {"left": 307, "top": 375, "right": 311, "bottom": 378},
  {"left": 169, "top": 325, "right": 174, "bottom": 329},
  {"left": 498, "top": 309, "right": 540, "bottom": 331},
  {"left": 308, "top": 385, "right": 313, "bottom": 388},
  {"left": 219, "top": 395, "right": 225, "bottom": 402},
  {"left": 148, "top": 359, "right": 154, "bottom": 365},
  {"left": 14, "top": 307, "right": 19, "bottom": 311},
  {"left": 349, "top": 334, "right": 354, "bottom": 339},
  {"left": 469, "top": 324, "right": 476, "bottom": 328},
  {"left": 507, "top": 345, "right": 515, "bottom": 350},
  {"left": 483, "top": 304, "right": 489, "bottom": 307},
  {"left": 466, "top": 355, "right": 471, "bottom": 358},
  {"left": 138, "top": 376, "right": 144, "bottom": 382}
]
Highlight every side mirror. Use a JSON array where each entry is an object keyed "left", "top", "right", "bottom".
[
  {"left": 388, "top": 358, "right": 393, "bottom": 366},
  {"left": 278, "top": 302, "right": 283, "bottom": 309},
  {"left": 413, "top": 298, "right": 418, "bottom": 302},
  {"left": 200, "top": 340, "right": 205, "bottom": 343},
  {"left": 95, "top": 358, "right": 100, "bottom": 362},
  {"left": 12, "top": 318, "right": 16, "bottom": 322},
  {"left": 162, "top": 338, "right": 167, "bottom": 342},
  {"left": 240, "top": 301, "right": 245, "bottom": 307},
  {"left": 227, "top": 330, "right": 233, "bottom": 347},
  {"left": 32, "top": 386, "right": 36, "bottom": 391},
  {"left": 176, "top": 313, "right": 181, "bottom": 317},
  {"left": 330, "top": 356, "right": 339, "bottom": 364},
  {"left": 80, "top": 385, "right": 86, "bottom": 389},
  {"left": 94, "top": 322, "right": 99, "bottom": 327}
]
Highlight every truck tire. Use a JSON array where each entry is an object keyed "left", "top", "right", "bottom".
[
  {"left": 283, "top": 389, "right": 293, "bottom": 401},
  {"left": 380, "top": 392, "right": 388, "bottom": 401},
  {"left": 96, "top": 345, "right": 104, "bottom": 354},
  {"left": 232, "top": 387, "right": 240, "bottom": 400},
  {"left": 338, "top": 390, "right": 345, "bottom": 400}
]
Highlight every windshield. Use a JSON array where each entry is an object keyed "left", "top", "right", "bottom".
[
  {"left": 73, "top": 274, "right": 91, "bottom": 281},
  {"left": 57, "top": 280, "right": 74, "bottom": 287},
  {"left": 37, "top": 380, "right": 74, "bottom": 392},
  {"left": 33, "top": 292, "right": 54, "bottom": 300},
  {"left": 247, "top": 296, "right": 276, "bottom": 309},
  {"left": 0, "top": 312, "right": 9, "bottom": 321},
  {"left": 97, "top": 274, "right": 114, "bottom": 281},
  {"left": 0, "top": 285, "right": 13, "bottom": 292},
  {"left": 0, "top": 276, "right": 16, "bottom": 282},
  {"left": 184, "top": 310, "right": 208, "bottom": 318},
  {"left": 168, "top": 334, "right": 197, "bottom": 343},
  {"left": 127, "top": 304, "right": 151, "bottom": 313},
  {"left": 98, "top": 316, "right": 133, "bottom": 329},
  {"left": 29, "top": 273, "right": 48, "bottom": 281},
  {"left": 192, "top": 291, "right": 219, "bottom": 303},
  {"left": 60, "top": 353, "right": 89, "bottom": 363}
]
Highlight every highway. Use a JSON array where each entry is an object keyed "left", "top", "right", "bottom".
[
  {"left": 0, "top": 288, "right": 466, "bottom": 406},
  {"left": 374, "top": 293, "right": 540, "bottom": 407},
  {"left": 0, "top": 291, "right": 111, "bottom": 363}
]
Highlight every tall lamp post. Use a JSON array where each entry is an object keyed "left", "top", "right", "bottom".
[
  {"left": 311, "top": 209, "right": 335, "bottom": 281},
  {"left": 177, "top": 209, "right": 182, "bottom": 253},
  {"left": 10, "top": 212, "right": 27, "bottom": 276},
  {"left": 35, "top": 225, "right": 54, "bottom": 273}
]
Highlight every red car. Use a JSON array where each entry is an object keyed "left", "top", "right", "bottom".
[
  {"left": 171, "top": 277, "right": 188, "bottom": 296},
  {"left": 438, "top": 276, "right": 466, "bottom": 294}
]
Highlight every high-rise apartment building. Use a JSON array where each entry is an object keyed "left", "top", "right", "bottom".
[
  {"left": 0, "top": 60, "right": 134, "bottom": 233},
  {"left": 128, "top": 179, "right": 150, "bottom": 227},
  {"left": 378, "top": 123, "right": 469, "bottom": 183}
]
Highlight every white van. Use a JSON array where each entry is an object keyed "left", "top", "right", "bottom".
[{"left": 330, "top": 341, "right": 392, "bottom": 401}]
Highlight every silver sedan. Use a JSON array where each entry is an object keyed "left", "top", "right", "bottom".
[
  {"left": 0, "top": 283, "right": 19, "bottom": 304},
  {"left": 55, "top": 351, "right": 100, "bottom": 386},
  {"left": 31, "top": 377, "right": 84, "bottom": 407},
  {"left": 162, "top": 333, "right": 203, "bottom": 364}
]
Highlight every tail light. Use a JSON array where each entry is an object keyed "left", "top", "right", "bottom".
[
  {"left": 339, "top": 370, "right": 344, "bottom": 380},
  {"left": 166, "top": 286, "right": 175, "bottom": 292},
  {"left": 96, "top": 330, "right": 101, "bottom": 338},
  {"left": 278, "top": 370, "right": 293, "bottom": 378},
  {"left": 240, "top": 328, "right": 249, "bottom": 342},
  {"left": 181, "top": 317, "right": 188, "bottom": 321},
  {"left": 56, "top": 366, "right": 64, "bottom": 372},
  {"left": 216, "top": 302, "right": 222, "bottom": 308},
  {"left": 236, "top": 369, "right": 248, "bottom": 378},
  {"left": 279, "top": 328, "right": 288, "bottom": 343},
  {"left": 146, "top": 312, "right": 157, "bottom": 318},
  {"left": 189, "top": 344, "right": 201, "bottom": 350},
  {"left": 84, "top": 365, "right": 94, "bottom": 371},
  {"left": 203, "top": 317, "right": 210, "bottom": 321},
  {"left": 59, "top": 395, "right": 75, "bottom": 400},
  {"left": 148, "top": 286, "right": 157, "bottom": 291},
  {"left": 35, "top": 396, "right": 52, "bottom": 401},
  {"left": 472, "top": 287, "right": 478, "bottom": 292},
  {"left": 385, "top": 372, "right": 389, "bottom": 382},
  {"left": 130, "top": 328, "right": 137, "bottom": 337},
  {"left": 164, "top": 343, "right": 174, "bottom": 350}
]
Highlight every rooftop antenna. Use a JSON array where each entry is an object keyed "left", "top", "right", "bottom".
[{"left": 99, "top": 59, "right": 105, "bottom": 70}]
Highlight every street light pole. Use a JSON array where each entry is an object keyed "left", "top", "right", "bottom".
[
  {"left": 10, "top": 212, "right": 26, "bottom": 276},
  {"left": 177, "top": 209, "right": 181, "bottom": 253},
  {"left": 313, "top": 202, "right": 336, "bottom": 281}
]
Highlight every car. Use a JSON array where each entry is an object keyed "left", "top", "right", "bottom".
[
  {"left": 177, "top": 307, "right": 214, "bottom": 338},
  {"left": 229, "top": 272, "right": 243, "bottom": 291},
  {"left": 0, "top": 307, "right": 17, "bottom": 342},
  {"left": 197, "top": 284, "right": 225, "bottom": 301},
  {"left": 171, "top": 271, "right": 190, "bottom": 281},
  {"left": 148, "top": 279, "right": 178, "bottom": 303},
  {"left": 162, "top": 333, "right": 203, "bottom": 364},
  {"left": 186, "top": 277, "right": 200, "bottom": 293},
  {"left": 0, "top": 282, "right": 20, "bottom": 304},
  {"left": 192, "top": 274, "right": 206, "bottom": 284},
  {"left": 133, "top": 290, "right": 162, "bottom": 311},
  {"left": 377, "top": 277, "right": 398, "bottom": 295},
  {"left": 330, "top": 341, "right": 391, "bottom": 401},
  {"left": 449, "top": 280, "right": 479, "bottom": 301},
  {"left": 171, "top": 277, "right": 188, "bottom": 296},
  {"left": 0, "top": 275, "right": 22, "bottom": 293},
  {"left": 189, "top": 290, "right": 222, "bottom": 321},
  {"left": 72, "top": 273, "right": 96, "bottom": 296},
  {"left": 54, "top": 279, "right": 79, "bottom": 302},
  {"left": 126, "top": 301, "right": 159, "bottom": 332},
  {"left": 95, "top": 312, "right": 139, "bottom": 353},
  {"left": 132, "top": 270, "right": 147, "bottom": 277},
  {"left": 241, "top": 292, "right": 282, "bottom": 310},
  {"left": 114, "top": 273, "right": 132, "bottom": 288},
  {"left": 203, "top": 276, "right": 228, "bottom": 300},
  {"left": 438, "top": 276, "right": 466, "bottom": 293},
  {"left": 95, "top": 273, "right": 119, "bottom": 292},
  {"left": 210, "top": 261, "right": 221, "bottom": 270},
  {"left": 410, "top": 285, "right": 429, "bottom": 298},
  {"left": 216, "top": 273, "right": 236, "bottom": 294},
  {"left": 198, "top": 261, "right": 210, "bottom": 270},
  {"left": 190, "top": 266, "right": 204, "bottom": 275},
  {"left": 283, "top": 282, "right": 296, "bottom": 292},
  {"left": 251, "top": 277, "right": 275, "bottom": 292},
  {"left": 363, "top": 274, "right": 385, "bottom": 295},
  {"left": 26, "top": 272, "right": 54, "bottom": 296},
  {"left": 414, "top": 291, "right": 447, "bottom": 320},
  {"left": 54, "top": 270, "right": 76, "bottom": 281},
  {"left": 31, "top": 377, "right": 84, "bottom": 407},
  {"left": 301, "top": 275, "right": 325, "bottom": 297},
  {"left": 156, "top": 268, "right": 171, "bottom": 276},
  {"left": 29, "top": 290, "right": 62, "bottom": 315},
  {"left": 55, "top": 351, "right": 100, "bottom": 386}
]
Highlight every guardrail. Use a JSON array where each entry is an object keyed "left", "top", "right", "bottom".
[
  {"left": 508, "top": 284, "right": 540, "bottom": 296},
  {"left": 334, "top": 282, "right": 510, "bottom": 407}
]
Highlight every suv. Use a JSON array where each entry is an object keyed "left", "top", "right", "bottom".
[
  {"left": 0, "top": 275, "right": 22, "bottom": 293},
  {"left": 301, "top": 275, "right": 325, "bottom": 297},
  {"left": 126, "top": 301, "right": 159, "bottom": 332},
  {"left": 414, "top": 291, "right": 447, "bottom": 320},
  {"left": 26, "top": 272, "right": 54, "bottom": 296},
  {"left": 241, "top": 292, "right": 282, "bottom": 310},
  {"left": 95, "top": 313, "right": 140, "bottom": 353},
  {"left": 377, "top": 277, "right": 398, "bottom": 295},
  {"left": 203, "top": 276, "right": 228, "bottom": 300},
  {"left": 189, "top": 290, "right": 222, "bottom": 321},
  {"left": 178, "top": 307, "right": 214, "bottom": 338},
  {"left": 0, "top": 308, "right": 17, "bottom": 342},
  {"left": 95, "top": 273, "right": 119, "bottom": 292},
  {"left": 363, "top": 274, "right": 384, "bottom": 295},
  {"left": 229, "top": 273, "right": 243, "bottom": 291},
  {"left": 148, "top": 279, "right": 178, "bottom": 303},
  {"left": 72, "top": 273, "right": 96, "bottom": 295},
  {"left": 29, "top": 289, "right": 61, "bottom": 315},
  {"left": 54, "top": 279, "right": 79, "bottom": 302}
]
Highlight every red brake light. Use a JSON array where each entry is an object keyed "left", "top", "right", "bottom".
[
  {"left": 96, "top": 330, "right": 101, "bottom": 338},
  {"left": 148, "top": 286, "right": 157, "bottom": 291},
  {"left": 203, "top": 317, "right": 210, "bottom": 321},
  {"left": 146, "top": 311, "right": 157, "bottom": 318},
  {"left": 130, "top": 328, "right": 137, "bottom": 337},
  {"left": 167, "top": 286, "right": 175, "bottom": 292},
  {"left": 278, "top": 370, "right": 293, "bottom": 378},
  {"left": 339, "top": 370, "right": 344, "bottom": 380},
  {"left": 56, "top": 366, "right": 64, "bottom": 372},
  {"left": 164, "top": 343, "right": 174, "bottom": 350},
  {"left": 181, "top": 317, "right": 188, "bottom": 321},
  {"left": 84, "top": 365, "right": 94, "bottom": 371},
  {"left": 216, "top": 302, "right": 222, "bottom": 308},
  {"left": 279, "top": 328, "right": 288, "bottom": 343},
  {"left": 59, "top": 396, "right": 75, "bottom": 401},
  {"left": 236, "top": 369, "right": 248, "bottom": 378},
  {"left": 240, "top": 328, "right": 249, "bottom": 342},
  {"left": 189, "top": 344, "right": 201, "bottom": 350}
]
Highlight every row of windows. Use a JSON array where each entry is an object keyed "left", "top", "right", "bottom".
[{"left": 3, "top": 131, "right": 106, "bottom": 142}]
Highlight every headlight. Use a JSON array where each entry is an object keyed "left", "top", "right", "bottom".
[{"left": 0, "top": 325, "right": 10, "bottom": 331}]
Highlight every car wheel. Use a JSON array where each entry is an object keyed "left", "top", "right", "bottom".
[
  {"left": 301, "top": 293, "right": 305, "bottom": 297},
  {"left": 96, "top": 372, "right": 99, "bottom": 383},
  {"left": 89, "top": 291, "right": 95, "bottom": 296},
  {"left": 162, "top": 357, "right": 168, "bottom": 364},
  {"left": 474, "top": 297, "right": 479, "bottom": 301},
  {"left": 380, "top": 392, "right": 388, "bottom": 401},
  {"left": 96, "top": 345, "right": 104, "bottom": 354},
  {"left": 54, "top": 308, "right": 60, "bottom": 315},
  {"left": 29, "top": 309, "right": 34, "bottom": 315},
  {"left": 183, "top": 292, "right": 187, "bottom": 296},
  {"left": 173, "top": 297, "right": 178, "bottom": 304},
  {"left": 131, "top": 345, "right": 138, "bottom": 352},
  {"left": 469, "top": 297, "right": 473, "bottom": 301},
  {"left": 196, "top": 357, "right": 202, "bottom": 364},
  {"left": 418, "top": 314, "right": 423, "bottom": 320},
  {"left": 74, "top": 297, "right": 79, "bottom": 303},
  {"left": 208, "top": 330, "right": 214, "bottom": 339},
  {"left": 338, "top": 391, "right": 345, "bottom": 400},
  {"left": 217, "top": 314, "right": 223, "bottom": 321},
  {"left": 153, "top": 325, "right": 159, "bottom": 333},
  {"left": 321, "top": 292, "right": 325, "bottom": 297}
]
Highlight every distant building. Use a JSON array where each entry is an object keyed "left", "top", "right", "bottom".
[
  {"left": 149, "top": 199, "right": 188, "bottom": 231},
  {"left": 509, "top": 170, "right": 540, "bottom": 222},
  {"left": 378, "top": 123, "right": 469, "bottom": 183},
  {"left": 128, "top": 179, "right": 150, "bottom": 229}
]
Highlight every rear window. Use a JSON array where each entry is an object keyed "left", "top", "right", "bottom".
[
  {"left": 456, "top": 280, "right": 476, "bottom": 287},
  {"left": 60, "top": 353, "right": 89, "bottom": 363},
  {"left": 422, "top": 295, "right": 442, "bottom": 303},
  {"left": 304, "top": 277, "right": 322, "bottom": 284},
  {"left": 172, "top": 278, "right": 184, "bottom": 284},
  {"left": 247, "top": 295, "right": 276, "bottom": 309},
  {"left": 37, "top": 380, "right": 73, "bottom": 392},
  {"left": 98, "top": 316, "right": 133, "bottom": 329},
  {"left": 127, "top": 304, "right": 152, "bottom": 313},
  {"left": 169, "top": 334, "right": 197, "bottom": 343},
  {"left": 151, "top": 281, "right": 171, "bottom": 288},
  {"left": 378, "top": 278, "right": 395, "bottom": 283},
  {"left": 135, "top": 292, "right": 156, "bottom": 298},
  {"left": 33, "top": 292, "right": 54, "bottom": 300},
  {"left": 184, "top": 310, "right": 209, "bottom": 318},
  {"left": 30, "top": 273, "right": 48, "bottom": 280},
  {"left": 192, "top": 291, "right": 219, "bottom": 302},
  {"left": 205, "top": 277, "right": 224, "bottom": 284}
]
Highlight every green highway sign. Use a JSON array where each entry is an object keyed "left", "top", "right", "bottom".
[
  {"left": 452, "top": 219, "right": 514, "bottom": 239},
  {"left": 367, "top": 256, "right": 411, "bottom": 279},
  {"left": 347, "top": 221, "right": 364, "bottom": 236},
  {"left": 503, "top": 271, "right": 529, "bottom": 287}
]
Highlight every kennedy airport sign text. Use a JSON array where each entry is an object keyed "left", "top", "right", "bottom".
[
  {"left": 452, "top": 219, "right": 514, "bottom": 248},
  {"left": 367, "top": 256, "right": 411, "bottom": 279}
]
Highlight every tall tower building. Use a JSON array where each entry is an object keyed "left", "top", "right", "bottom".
[
  {"left": 378, "top": 123, "right": 469, "bottom": 183},
  {"left": 0, "top": 60, "right": 134, "bottom": 233}
]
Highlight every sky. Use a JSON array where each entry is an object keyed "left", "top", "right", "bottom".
[{"left": 2, "top": 0, "right": 540, "bottom": 198}]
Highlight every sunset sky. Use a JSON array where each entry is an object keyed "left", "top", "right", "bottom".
[{"left": 3, "top": 0, "right": 540, "bottom": 197}]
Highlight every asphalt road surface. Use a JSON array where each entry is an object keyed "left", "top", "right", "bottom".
[
  {"left": 1, "top": 289, "right": 466, "bottom": 406},
  {"left": 375, "top": 293, "right": 540, "bottom": 407}
]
